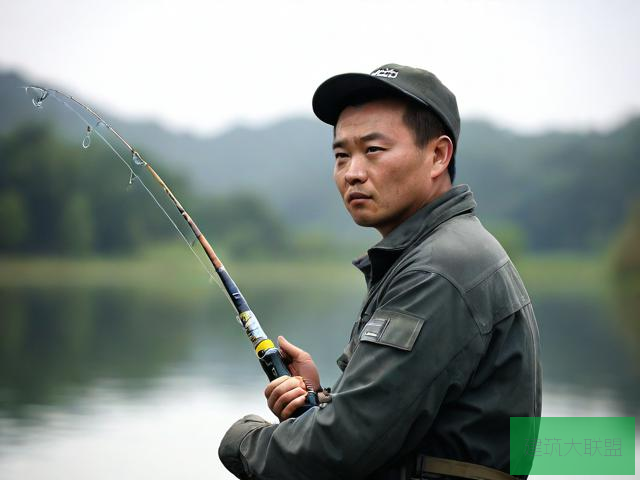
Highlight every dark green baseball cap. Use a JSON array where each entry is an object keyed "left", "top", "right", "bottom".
[{"left": 312, "top": 63, "right": 460, "bottom": 147}]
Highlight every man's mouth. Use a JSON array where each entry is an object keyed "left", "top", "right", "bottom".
[{"left": 347, "top": 192, "right": 372, "bottom": 204}]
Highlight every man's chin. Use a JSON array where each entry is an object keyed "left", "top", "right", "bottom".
[
  {"left": 349, "top": 213, "right": 376, "bottom": 228},
  {"left": 349, "top": 212, "right": 396, "bottom": 236}
]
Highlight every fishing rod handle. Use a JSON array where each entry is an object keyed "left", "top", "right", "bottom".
[
  {"left": 216, "top": 265, "right": 319, "bottom": 416},
  {"left": 258, "top": 347, "right": 319, "bottom": 417}
]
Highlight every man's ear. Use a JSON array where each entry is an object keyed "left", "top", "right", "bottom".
[{"left": 430, "top": 135, "right": 453, "bottom": 179}]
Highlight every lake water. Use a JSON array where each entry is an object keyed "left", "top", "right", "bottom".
[{"left": 0, "top": 275, "right": 638, "bottom": 479}]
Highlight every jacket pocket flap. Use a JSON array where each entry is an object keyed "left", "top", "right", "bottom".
[{"left": 359, "top": 310, "right": 424, "bottom": 351}]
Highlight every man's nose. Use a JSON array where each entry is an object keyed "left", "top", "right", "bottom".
[{"left": 344, "top": 154, "right": 368, "bottom": 185}]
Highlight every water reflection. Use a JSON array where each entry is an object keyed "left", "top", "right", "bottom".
[
  {"left": 0, "top": 283, "right": 360, "bottom": 424},
  {"left": 0, "top": 282, "right": 638, "bottom": 478},
  {"left": 534, "top": 294, "right": 640, "bottom": 415},
  {"left": 0, "top": 378, "right": 636, "bottom": 480},
  {"left": 0, "top": 287, "right": 197, "bottom": 420}
]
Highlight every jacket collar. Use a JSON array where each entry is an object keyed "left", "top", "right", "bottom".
[{"left": 353, "top": 184, "right": 477, "bottom": 287}]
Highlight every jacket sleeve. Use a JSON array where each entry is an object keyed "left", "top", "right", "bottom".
[{"left": 218, "top": 270, "right": 487, "bottom": 480}]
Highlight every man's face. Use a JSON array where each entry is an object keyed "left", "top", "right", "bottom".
[{"left": 333, "top": 98, "right": 438, "bottom": 237}]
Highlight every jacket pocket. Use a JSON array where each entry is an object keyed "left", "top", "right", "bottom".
[{"left": 359, "top": 309, "right": 425, "bottom": 351}]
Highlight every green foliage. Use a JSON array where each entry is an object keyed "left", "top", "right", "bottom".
[
  {"left": 0, "top": 123, "right": 163, "bottom": 254},
  {"left": 57, "top": 193, "right": 94, "bottom": 255},
  {"left": 484, "top": 221, "right": 527, "bottom": 262},
  {"left": 611, "top": 199, "right": 640, "bottom": 278},
  {"left": 4, "top": 66, "right": 640, "bottom": 256},
  {"left": 0, "top": 190, "right": 29, "bottom": 249},
  {"left": 608, "top": 202, "right": 640, "bottom": 362},
  {"left": 0, "top": 123, "right": 292, "bottom": 257},
  {"left": 457, "top": 119, "right": 640, "bottom": 252},
  {"left": 193, "top": 192, "right": 291, "bottom": 258}
]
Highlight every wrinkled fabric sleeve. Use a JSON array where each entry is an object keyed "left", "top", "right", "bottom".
[
  {"left": 219, "top": 414, "right": 273, "bottom": 479},
  {"left": 219, "top": 270, "right": 486, "bottom": 480}
]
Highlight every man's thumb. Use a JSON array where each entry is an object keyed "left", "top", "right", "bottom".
[{"left": 278, "top": 335, "right": 304, "bottom": 359}]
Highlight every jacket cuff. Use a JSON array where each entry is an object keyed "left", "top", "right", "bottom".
[{"left": 218, "top": 414, "right": 272, "bottom": 479}]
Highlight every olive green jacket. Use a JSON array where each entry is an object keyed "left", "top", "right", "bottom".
[{"left": 219, "top": 185, "right": 542, "bottom": 479}]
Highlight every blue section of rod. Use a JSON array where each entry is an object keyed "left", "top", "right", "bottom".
[{"left": 216, "top": 266, "right": 251, "bottom": 314}]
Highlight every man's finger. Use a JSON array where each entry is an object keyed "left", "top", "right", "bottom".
[
  {"left": 278, "top": 336, "right": 307, "bottom": 360},
  {"left": 264, "top": 375, "right": 290, "bottom": 400},
  {"left": 280, "top": 394, "right": 309, "bottom": 421},
  {"left": 267, "top": 377, "right": 305, "bottom": 411},
  {"left": 273, "top": 387, "right": 307, "bottom": 419}
]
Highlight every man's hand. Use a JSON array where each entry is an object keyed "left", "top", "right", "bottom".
[
  {"left": 278, "top": 336, "right": 321, "bottom": 390},
  {"left": 264, "top": 375, "right": 308, "bottom": 421},
  {"left": 263, "top": 336, "right": 321, "bottom": 421}
]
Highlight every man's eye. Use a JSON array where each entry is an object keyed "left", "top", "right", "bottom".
[
  {"left": 366, "top": 146, "right": 384, "bottom": 153},
  {"left": 334, "top": 152, "right": 348, "bottom": 160}
]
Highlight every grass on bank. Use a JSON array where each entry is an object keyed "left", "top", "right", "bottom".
[
  {"left": 0, "top": 243, "right": 613, "bottom": 300},
  {"left": 0, "top": 243, "right": 364, "bottom": 298}
]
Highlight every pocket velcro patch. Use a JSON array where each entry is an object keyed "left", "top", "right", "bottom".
[{"left": 359, "top": 309, "right": 425, "bottom": 351}]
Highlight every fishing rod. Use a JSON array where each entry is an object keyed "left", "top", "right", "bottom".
[{"left": 24, "top": 86, "right": 318, "bottom": 415}]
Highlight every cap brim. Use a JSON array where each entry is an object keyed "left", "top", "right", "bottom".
[{"left": 312, "top": 73, "right": 402, "bottom": 126}]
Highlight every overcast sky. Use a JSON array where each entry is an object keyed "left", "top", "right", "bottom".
[{"left": 1, "top": 0, "right": 639, "bottom": 136}]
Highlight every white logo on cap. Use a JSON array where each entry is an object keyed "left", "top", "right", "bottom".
[{"left": 371, "top": 68, "right": 398, "bottom": 79}]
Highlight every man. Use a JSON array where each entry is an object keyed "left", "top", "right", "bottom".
[{"left": 219, "top": 63, "right": 541, "bottom": 480}]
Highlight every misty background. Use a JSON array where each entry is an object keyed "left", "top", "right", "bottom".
[{"left": 1, "top": 0, "right": 639, "bottom": 479}]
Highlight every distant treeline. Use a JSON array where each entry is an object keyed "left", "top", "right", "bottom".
[
  {"left": 2, "top": 115, "right": 640, "bottom": 258},
  {"left": 0, "top": 124, "right": 290, "bottom": 256},
  {"left": 457, "top": 118, "right": 640, "bottom": 251},
  {"left": 2, "top": 71, "right": 639, "bottom": 255}
]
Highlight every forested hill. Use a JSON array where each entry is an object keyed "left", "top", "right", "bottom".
[
  {"left": 458, "top": 117, "right": 640, "bottom": 250},
  {"left": 1, "top": 70, "right": 638, "bottom": 252}
]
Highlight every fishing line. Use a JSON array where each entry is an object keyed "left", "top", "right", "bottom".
[
  {"left": 25, "top": 86, "right": 222, "bottom": 290},
  {"left": 23, "top": 85, "right": 318, "bottom": 415}
]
